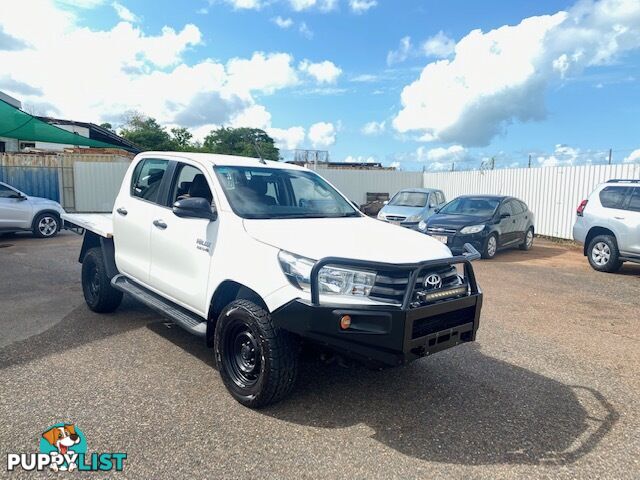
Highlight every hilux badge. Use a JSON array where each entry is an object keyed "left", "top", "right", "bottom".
[{"left": 424, "top": 274, "right": 442, "bottom": 290}]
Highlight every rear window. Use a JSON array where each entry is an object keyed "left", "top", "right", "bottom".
[
  {"left": 627, "top": 188, "right": 640, "bottom": 212},
  {"left": 599, "top": 186, "right": 629, "bottom": 209}
]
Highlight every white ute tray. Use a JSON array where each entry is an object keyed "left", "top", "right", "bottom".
[{"left": 62, "top": 213, "right": 113, "bottom": 238}]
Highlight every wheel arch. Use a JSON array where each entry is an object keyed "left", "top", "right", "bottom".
[
  {"left": 30, "top": 209, "right": 61, "bottom": 231},
  {"left": 584, "top": 226, "right": 616, "bottom": 256},
  {"left": 206, "top": 281, "right": 268, "bottom": 347},
  {"left": 79, "top": 232, "right": 119, "bottom": 279}
]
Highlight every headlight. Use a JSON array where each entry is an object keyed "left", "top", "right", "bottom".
[
  {"left": 460, "top": 224, "right": 485, "bottom": 234},
  {"left": 278, "top": 250, "right": 314, "bottom": 291},
  {"left": 406, "top": 214, "right": 421, "bottom": 222},
  {"left": 418, "top": 220, "right": 427, "bottom": 231},
  {"left": 377, "top": 212, "right": 385, "bottom": 220},
  {"left": 278, "top": 250, "right": 376, "bottom": 297}
]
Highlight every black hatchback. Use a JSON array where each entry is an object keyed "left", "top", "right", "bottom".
[{"left": 421, "top": 195, "right": 535, "bottom": 259}]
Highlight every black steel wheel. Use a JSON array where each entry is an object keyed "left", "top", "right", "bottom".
[
  {"left": 81, "top": 248, "right": 123, "bottom": 313},
  {"left": 214, "top": 299, "right": 298, "bottom": 408}
]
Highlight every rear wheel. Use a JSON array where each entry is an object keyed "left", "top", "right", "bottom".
[
  {"left": 215, "top": 299, "right": 298, "bottom": 408},
  {"left": 32, "top": 213, "right": 60, "bottom": 238},
  {"left": 482, "top": 233, "right": 498, "bottom": 259},
  {"left": 519, "top": 227, "right": 534, "bottom": 251},
  {"left": 587, "top": 235, "right": 623, "bottom": 273},
  {"left": 81, "top": 248, "right": 123, "bottom": 312}
]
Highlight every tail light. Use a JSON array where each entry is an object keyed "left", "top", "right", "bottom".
[{"left": 576, "top": 199, "right": 588, "bottom": 216}]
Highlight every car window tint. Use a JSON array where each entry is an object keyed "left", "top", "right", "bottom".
[
  {"left": 437, "top": 192, "right": 445, "bottom": 204},
  {"left": 499, "top": 202, "right": 513, "bottom": 216},
  {"left": 599, "top": 186, "right": 628, "bottom": 209},
  {"left": 131, "top": 159, "right": 170, "bottom": 204},
  {"left": 171, "top": 164, "right": 213, "bottom": 205},
  {"left": 510, "top": 200, "right": 524, "bottom": 214},
  {"left": 519, "top": 200, "right": 529, "bottom": 213},
  {"left": 0, "top": 185, "right": 17, "bottom": 198},
  {"left": 627, "top": 188, "right": 640, "bottom": 212}
]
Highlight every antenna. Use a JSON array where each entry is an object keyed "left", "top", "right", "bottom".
[{"left": 252, "top": 137, "right": 267, "bottom": 165}]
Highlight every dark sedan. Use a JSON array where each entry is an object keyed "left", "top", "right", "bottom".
[{"left": 419, "top": 195, "right": 535, "bottom": 259}]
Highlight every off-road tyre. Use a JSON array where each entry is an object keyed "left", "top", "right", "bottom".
[{"left": 81, "top": 247, "right": 123, "bottom": 312}]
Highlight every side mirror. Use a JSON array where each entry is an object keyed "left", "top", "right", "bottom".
[
  {"left": 500, "top": 212, "right": 511, "bottom": 219},
  {"left": 173, "top": 197, "right": 217, "bottom": 221},
  {"left": 434, "top": 207, "right": 440, "bottom": 213}
]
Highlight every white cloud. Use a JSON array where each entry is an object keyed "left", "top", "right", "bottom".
[
  {"left": 112, "top": 1, "right": 138, "bottom": 22},
  {"left": 308, "top": 122, "right": 336, "bottom": 148},
  {"left": 361, "top": 120, "right": 385, "bottom": 135},
  {"left": 299, "top": 60, "right": 342, "bottom": 83},
  {"left": 386, "top": 36, "right": 412, "bottom": 65},
  {"left": 272, "top": 16, "right": 294, "bottom": 28},
  {"left": 624, "top": 149, "right": 640, "bottom": 163},
  {"left": 289, "top": 0, "right": 336, "bottom": 12},
  {"left": 350, "top": 73, "right": 378, "bottom": 82},
  {"left": 349, "top": 0, "right": 377, "bottom": 14},
  {"left": 224, "top": 0, "right": 263, "bottom": 9},
  {"left": 393, "top": 0, "right": 640, "bottom": 147},
  {"left": 536, "top": 144, "right": 607, "bottom": 167},
  {"left": 389, "top": 161, "right": 401, "bottom": 170},
  {"left": 298, "top": 21, "right": 313, "bottom": 39},
  {"left": 268, "top": 126, "right": 306, "bottom": 150},
  {"left": 421, "top": 31, "right": 455, "bottom": 58},
  {"left": 418, "top": 145, "right": 468, "bottom": 163},
  {"left": 227, "top": 52, "right": 299, "bottom": 95}
]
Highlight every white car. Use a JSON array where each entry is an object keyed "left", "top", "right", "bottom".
[
  {"left": 63, "top": 152, "right": 483, "bottom": 408},
  {"left": 0, "top": 181, "right": 65, "bottom": 238}
]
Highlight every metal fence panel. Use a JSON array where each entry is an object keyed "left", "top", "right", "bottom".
[
  {"left": 74, "top": 162, "right": 130, "bottom": 212},
  {"left": 423, "top": 164, "right": 640, "bottom": 239},
  {"left": 316, "top": 167, "right": 423, "bottom": 205},
  {"left": 0, "top": 165, "right": 60, "bottom": 201}
]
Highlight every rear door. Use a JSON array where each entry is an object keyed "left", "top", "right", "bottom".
[
  {"left": 147, "top": 161, "right": 217, "bottom": 314},
  {"left": 509, "top": 199, "right": 527, "bottom": 242},
  {"left": 620, "top": 187, "right": 640, "bottom": 255},
  {"left": 113, "top": 158, "right": 170, "bottom": 284},
  {"left": 0, "top": 184, "right": 32, "bottom": 230}
]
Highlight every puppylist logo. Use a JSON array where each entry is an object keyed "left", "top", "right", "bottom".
[{"left": 7, "top": 423, "right": 127, "bottom": 472}]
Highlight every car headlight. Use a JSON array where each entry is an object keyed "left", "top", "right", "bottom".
[
  {"left": 278, "top": 250, "right": 376, "bottom": 297},
  {"left": 377, "top": 212, "right": 385, "bottom": 220},
  {"left": 418, "top": 220, "right": 427, "bottom": 231},
  {"left": 405, "top": 214, "right": 421, "bottom": 222},
  {"left": 460, "top": 224, "right": 485, "bottom": 234}
]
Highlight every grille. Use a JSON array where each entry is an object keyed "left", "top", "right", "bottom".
[
  {"left": 427, "top": 227, "right": 457, "bottom": 235},
  {"left": 385, "top": 215, "right": 407, "bottom": 222},
  {"left": 411, "top": 305, "right": 476, "bottom": 339}
]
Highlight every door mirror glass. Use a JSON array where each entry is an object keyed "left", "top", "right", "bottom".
[
  {"left": 500, "top": 212, "right": 511, "bottom": 219},
  {"left": 173, "top": 197, "right": 217, "bottom": 221}
]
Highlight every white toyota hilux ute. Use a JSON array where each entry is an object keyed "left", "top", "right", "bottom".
[{"left": 63, "top": 152, "right": 483, "bottom": 408}]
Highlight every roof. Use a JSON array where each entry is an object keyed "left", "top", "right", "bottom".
[
  {"left": 397, "top": 188, "right": 441, "bottom": 193},
  {"left": 138, "top": 152, "right": 308, "bottom": 170},
  {"left": 457, "top": 194, "right": 509, "bottom": 200}
]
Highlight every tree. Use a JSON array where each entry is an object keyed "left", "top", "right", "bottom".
[
  {"left": 99, "top": 122, "right": 113, "bottom": 131},
  {"left": 119, "top": 112, "right": 173, "bottom": 151},
  {"left": 170, "top": 127, "right": 193, "bottom": 151},
  {"left": 203, "top": 127, "right": 279, "bottom": 161}
]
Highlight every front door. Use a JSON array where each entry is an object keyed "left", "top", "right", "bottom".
[
  {"left": 619, "top": 187, "right": 640, "bottom": 256},
  {"left": 148, "top": 162, "right": 217, "bottom": 314},
  {"left": 0, "top": 184, "right": 32, "bottom": 230},
  {"left": 113, "top": 158, "right": 170, "bottom": 284},
  {"left": 497, "top": 201, "right": 517, "bottom": 246}
]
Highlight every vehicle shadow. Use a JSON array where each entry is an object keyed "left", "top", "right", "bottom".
[
  {"left": 143, "top": 324, "right": 618, "bottom": 467},
  {"left": 616, "top": 263, "right": 640, "bottom": 277},
  {"left": 489, "top": 241, "right": 568, "bottom": 264}
]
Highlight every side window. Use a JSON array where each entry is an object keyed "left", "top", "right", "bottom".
[
  {"left": 428, "top": 194, "right": 438, "bottom": 208},
  {"left": 131, "top": 159, "right": 170, "bottom": 204},
  {"left": 170, "top": 164, "right": 213, "bottom": 205},
  {"left": 0, "top": 185, "right": 18, "bottom": 198},
  {"left": 510, "top": 200, "right": 525, "bottom": 215},
  {"left": 437, "top": 192, "right": 446, "bottom": 204},
  {"left": 519, "top": 201, "right": 529, "bottom": 213},
  {"left": 599, "top": 186, "right": 629, "bottom": 209},
  {"left": 627, "top": 188, "right": 640, "bottom": 212},
  {"left": 499, "top": 201, "right": 513, "bottom": 216}
]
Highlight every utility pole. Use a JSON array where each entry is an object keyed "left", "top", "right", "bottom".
[
  {"left": 451, "top": 162, "right": 455, "bottom": 172},
  {"left": 608, "top": 148, "right": 612, "bottom": 165},
  {"left": 528, "top": 154, "right": 532, "bottom": 168},
  {"left": 491, "top": 157, "right": 495, "bottom": 170}
]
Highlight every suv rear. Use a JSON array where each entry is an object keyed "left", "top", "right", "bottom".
[{"left": 573, "top": 179, "right": 640, "bottom": 272}]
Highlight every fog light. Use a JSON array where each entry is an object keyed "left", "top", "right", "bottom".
[{"left": 340, "top": 315, "right": 352, "bottom": 330}]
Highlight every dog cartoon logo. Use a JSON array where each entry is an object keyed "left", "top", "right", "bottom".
[{"left": 40, "top": 424, "right": 85, "bottom": 471}]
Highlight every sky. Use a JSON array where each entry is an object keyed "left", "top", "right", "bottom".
[{"left": 0, "top": 0, "right": 639, "bottom": 170}]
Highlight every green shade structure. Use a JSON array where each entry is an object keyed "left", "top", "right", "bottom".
[{"left": 0, "top": 98, "right": 119, "bottom": 149}]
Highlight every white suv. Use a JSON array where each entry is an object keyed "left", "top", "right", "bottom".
[{"left": 573, "top": 179, "right": 640, "bottom": 272}]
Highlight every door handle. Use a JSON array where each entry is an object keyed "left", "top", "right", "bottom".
[
  {"left": 153, "top": 219, "right": 167, "bottom": 229},
  {"left": 116, "top": 207, "right": 128, "bottom": 216},
  {"left": 512, "top": 219, "right": 516, "bottom": 223},
  {"left": 614, "top": 216, "right": 625, "bottom": 220}
]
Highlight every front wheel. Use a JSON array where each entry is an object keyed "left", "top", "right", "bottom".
[
  {"left": 482, "top": 233, "right": 498, "bottom": 259},
  {"left": 587, "top": 235, "right": 623, "bottom": 273},
  {"left": 32, "top": 212, "right": 60, "bottom": 238},
  {"left": 214, "top": 299, "right": 298, "bottom": 408}
]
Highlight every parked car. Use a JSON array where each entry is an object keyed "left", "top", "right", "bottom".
[
  {"left": 421, "top": 195, "right": 535, "bottom": 259},
  {"left": 377, "top": 188, "right": 446, "bottom": 229},
  {"left": 573, "top": 179, "right": 640, "bottom": 272},
  {"left": 0, "top": 181, "right": 65, "bottom": 238},
  {"left": 63, "top": 152, "right": 483, "bottom": 408}
]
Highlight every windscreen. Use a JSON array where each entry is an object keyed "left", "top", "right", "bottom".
[
  {"left": 388, "top": 191, "right": 428, "bottom": 207},
  {"left": 439, "top": 197, "right": 500, "bottom": 216},
  {"left": 214, "top": 166, "right": 359, "bottom": 219}
]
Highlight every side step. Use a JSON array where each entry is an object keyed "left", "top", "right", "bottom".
[{"left": 111, "top": 275, "right": 207, "bottom": 337}]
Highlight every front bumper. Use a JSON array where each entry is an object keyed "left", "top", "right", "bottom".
[{"left": 271, "top": 245, "right": 483, "bottom": 367}]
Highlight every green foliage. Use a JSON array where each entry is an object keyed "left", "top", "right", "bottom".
[
  {"left": 118, "top": 111, "right": 280, "bottom": 159},
  {"left": 202, "top": 127, "right": 279, "bottom": 160},
  {"left": 99, "top": 122, "right": 113, "bottom": 131}
]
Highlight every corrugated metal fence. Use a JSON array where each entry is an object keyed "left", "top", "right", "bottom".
[
  {"left": 423, "top": 164, "right": 640, "bottom": 239},
  {"left": 74, "top": 162, "right": 130, "bottom": 212},
  {"left": 316, "top": 167, "right": 423, "bottom": 204}
]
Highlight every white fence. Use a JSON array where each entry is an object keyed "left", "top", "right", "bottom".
[
  {"left": 423, "top": 164, "right": 640, "bottom": 239},
  {"left": 316, "top": 167, "right": 423, "bottom": 204},
  {"left": 74, "top": 162, "right": 129, "bottom": 212}
]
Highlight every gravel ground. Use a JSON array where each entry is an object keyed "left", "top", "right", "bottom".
[{"left": 1, "top": 232, "right": 639, "bottom": 479}]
